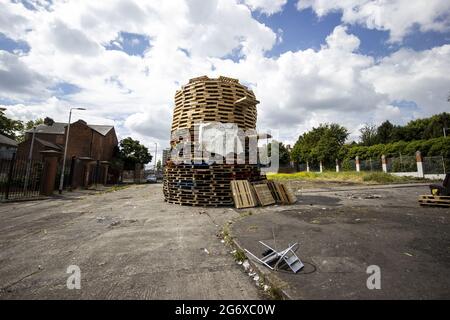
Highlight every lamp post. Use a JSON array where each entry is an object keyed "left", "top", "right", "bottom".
[
  {"left": 58, "top": 107, "right": 86, "bottom": 194},
  {"left": 154, "top": 142, "right": 158, "bottom": 171},
  {"left": 23, "top": 126, "right": 36, "bottom": 193}
]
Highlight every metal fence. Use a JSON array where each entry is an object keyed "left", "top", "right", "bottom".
[
  {"left": 386, "top": 156, "right": 416, "bottom": 173},
  {"left": 0, "top": 154, "right": 44, "bottom": 201},
  {"left": 308, "top": 161, "right": 320, "bottom": 172},
  {"left": 423, "top": 156, "right": 447, "bottom": 174},
  {"left": 341, "top": 159, "right": 356, "bottom": 171},
  {"left": 360, "top": 158, "right": 382, "bottom": 172}
]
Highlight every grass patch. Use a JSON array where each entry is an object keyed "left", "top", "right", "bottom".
[
  {"left": 267, "top": 286, "right": 284, "bottom": 300},
  {"left": 103, "top": 185, "right": 131, "bottom": 193},
  {"left": 232, "top": 248, "right": 246, "bottom": 262},
  {"left": 267, "top": 171, "right": 423, "bottom": 184}
]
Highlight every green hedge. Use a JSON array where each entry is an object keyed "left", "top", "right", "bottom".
[{"left": 338, "top": 136, "right": 450, "bottom": 161}]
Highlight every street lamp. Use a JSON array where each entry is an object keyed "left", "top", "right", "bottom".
[
  {"left": 58, "top": 107, "right": 86, "bottom": 194},
  {"left": 154, "top": 142, "right": 158, "bottom": 171},
  {"left": 23, "top": 126, "right": 37, "bottom": 193}
]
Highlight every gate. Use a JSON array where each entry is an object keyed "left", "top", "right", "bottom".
[{"left": 0, "top": 153, "right": 44, "bottom": 201}]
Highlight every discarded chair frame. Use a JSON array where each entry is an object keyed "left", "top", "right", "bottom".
[{"left": 244, "top": 241, "right": 304, "bottom": 273}]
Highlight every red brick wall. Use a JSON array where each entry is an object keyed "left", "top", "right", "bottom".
[
  {"left": 17, "top": 137, "right": 60, "bottom": 160},
  {"left": 18, "top": 121, "right": 118, "bottom": 162},
  {"left": 66, "top": 121, "right": 118, "bottom": 161},
  {"left": 65, "top": 121, "right": 93, "bottom": 159}
]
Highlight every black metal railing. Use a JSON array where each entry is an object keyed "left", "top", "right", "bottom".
[{"left": 0, "top": 153, "right": 44, "bottom": 201}]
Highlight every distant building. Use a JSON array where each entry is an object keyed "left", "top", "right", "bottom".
[
  {"left": 162, "top": 148, "right": 171, "bottom": 166},
  {"left": 17, "top": 119, "right": 119, "bottom": 188},
  {"left": 0, "top": 133, "right": 17, "bottom": 159}
]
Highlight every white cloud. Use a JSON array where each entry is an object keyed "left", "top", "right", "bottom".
[
  {"left": 363, "top": 44, "right": 450, "bottom": 117},
  {"left": 1, "top": 0, "right": 449, "bottom": 152},
  {"left": 243, "top": 0, "right": 287, "bottom": 15},
  {"left": 297, "top": 0, "right": 450, "bottom": 42},
  {"left": 0, "top": 50, "right": 51, "bottom": 99},
  {"left": 0, "top": 1, "right": 35, "bottom": 40}
]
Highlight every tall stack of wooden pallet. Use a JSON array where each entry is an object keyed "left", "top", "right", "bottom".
[{"left": 163, "top": 76, "right": 265, "bottom": 207}]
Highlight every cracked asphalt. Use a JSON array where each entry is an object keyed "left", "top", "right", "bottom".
[
  {"left": 0, "top": 184, "right": 262, "bottom": 299},
  {"left": 232, "top": 183, "right": 450, "bottom": 299}
]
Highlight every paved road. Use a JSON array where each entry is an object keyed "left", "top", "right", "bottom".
[
  {"left": 0, "top": 184, "right": 261, "bottom": 299},
  {"left": 232, "top": 184, "right": 450, "bottom": 299}
]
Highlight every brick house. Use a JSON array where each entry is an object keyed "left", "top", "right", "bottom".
[
  {"left": 17, "top": 119, "right": 118, "bottom": 188},
  {"left": 0, "top": 133, "right": 18, "bottom": 160}
]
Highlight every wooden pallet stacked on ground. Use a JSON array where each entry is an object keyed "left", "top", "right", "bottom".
[
  {"left": 267, "top": 181, "right": 282, "bottom": 203},
  {"left": 171, "top": 76, "right": 259, "bottom": 134},
  {"left": 164, "top": 75, "right": 265, "bottom": 207},
  {"left": 418, "top": 195, "right": 450, "bottom": 207},
  {"left": 230, "top": 180, "right": 258, "bottom": 209},
  {"left": 266, "top": 181, "right": 297, "bottom": 204},
  {"left": 253, "top": 182, "right": 275, "bottom": 206},
  {"left": 163, "top": 164, "right": 265, "bottom": 207}
]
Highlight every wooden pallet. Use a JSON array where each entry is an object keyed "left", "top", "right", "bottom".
[
  {"left": 267, "top": 181, "right": 297, "bottom": 204},
  {"left": 171, "top": 76, "right": 259, "bottom": 134},
  {"left": 230, "top": 180, "right": 258, "bottom": 209},
  {"left": 418, "top": 195, "right": 450, "bottom": 207},
  {"left": 253, "top": 183, "right": 275, "bottom": 206},
  {"left": 163, "top": 164, "right": 265, "bottom": 206},
  {"left": 280, "top": 183, "right": 297, "bottom": 204}
]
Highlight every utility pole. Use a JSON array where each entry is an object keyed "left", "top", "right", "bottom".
[
  {"left": 154, "top": 142, "right": 158, "bottom": 171},
  {"left": 58, "top": 107, "right": 86, "bottom": 194}
]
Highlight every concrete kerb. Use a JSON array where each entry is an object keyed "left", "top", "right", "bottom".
[{"left": 220, "top": 209, "right": 293, "bottom": 300}]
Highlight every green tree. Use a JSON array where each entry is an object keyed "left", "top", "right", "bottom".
[
  {"left": 16, "top": 118, "right": 44, "bottom": 142},
  {"left": 266, "top": 141, "right": 291, "bottom": 166},
  {"left": 0, "top": 110, "right": 23, "bottom": 139},
  {"left": 156, "top": 160, "right": 162, "bottom": 171},
  {"left": 376, "top": 120, "right": 394, "bottom": 144},
  {"left": 359, "top": 123, "right": 378, "bottom": 146},
  {"left": 118, "top": 137, "right": 153, "bottom": 170},
  {"left": 291, "top": 123, "right": 348, "bottom": 167}
]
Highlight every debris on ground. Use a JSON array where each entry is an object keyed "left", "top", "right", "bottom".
[
  {"left": 245, "top": 241, "right": 304, "bottom": 273},
  {"left": 364, "top": 194, "right": 382, "bottom": 199},
  {"left": 109, "top": 220, "right": 120, "bottom": 227},
  {"left": 404, "top": 252, "right": 413, "bottom": 257}
]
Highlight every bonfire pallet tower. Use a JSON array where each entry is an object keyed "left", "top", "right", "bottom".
[{"left": 163, "top": 76, "right": 266, "bottom": 207}]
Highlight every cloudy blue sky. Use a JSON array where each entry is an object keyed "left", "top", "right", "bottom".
[{"left": 1, "top": 0, "right": 450, "bottom": 163}]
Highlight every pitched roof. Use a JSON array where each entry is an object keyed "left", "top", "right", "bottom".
[
  {"left": 35, "top": 137, "right": 62, "bottom": 150},
  {"left": 0, "top": 133, "right": 18, "bottom": 147},
  {"left": 88, "top": 124, "right": 113, "bottom": 136},
  {"left": 26, "top": 121, "right": 114, "bottom": 136},
  {"left": 30, "top": 122, "right": 66, "bottom": 135}
]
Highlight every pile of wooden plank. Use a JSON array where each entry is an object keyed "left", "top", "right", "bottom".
[
  {"left": 163, "top": 164, "right": 265, "bottom": 207},
  {"left": 418, "top": 195, "right": 450, "bottom": 208},
  {"left": 171, "top": 76, "right": 259, "bottom": 134},
  {"left": 231, "top": 180, "right": 297, "bottom": 209},
  {"left": 163, "top": 76, "right": 266, "bottom": 207}
]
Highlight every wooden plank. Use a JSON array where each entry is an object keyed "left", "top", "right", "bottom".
[
  {"left": 231, "top": 180, "right": 257, "bottom": 209},
  {"left": 418, "top": 194, "right": 450, "bottom": 207},
  {"left": 275, "top": 182, "right": 290, "bottom": 204},
  {"left": 267, "top": 181, "right": 282, "bottom": 203},
  {"left": 266, "top": 181, "right": 297, "bottom": 204},
  {"left": 279, "top": 183, "right": 297, "bottom": 204},
  {"left": 253, "top": 183, "right": 275, "bottom": 206}
]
